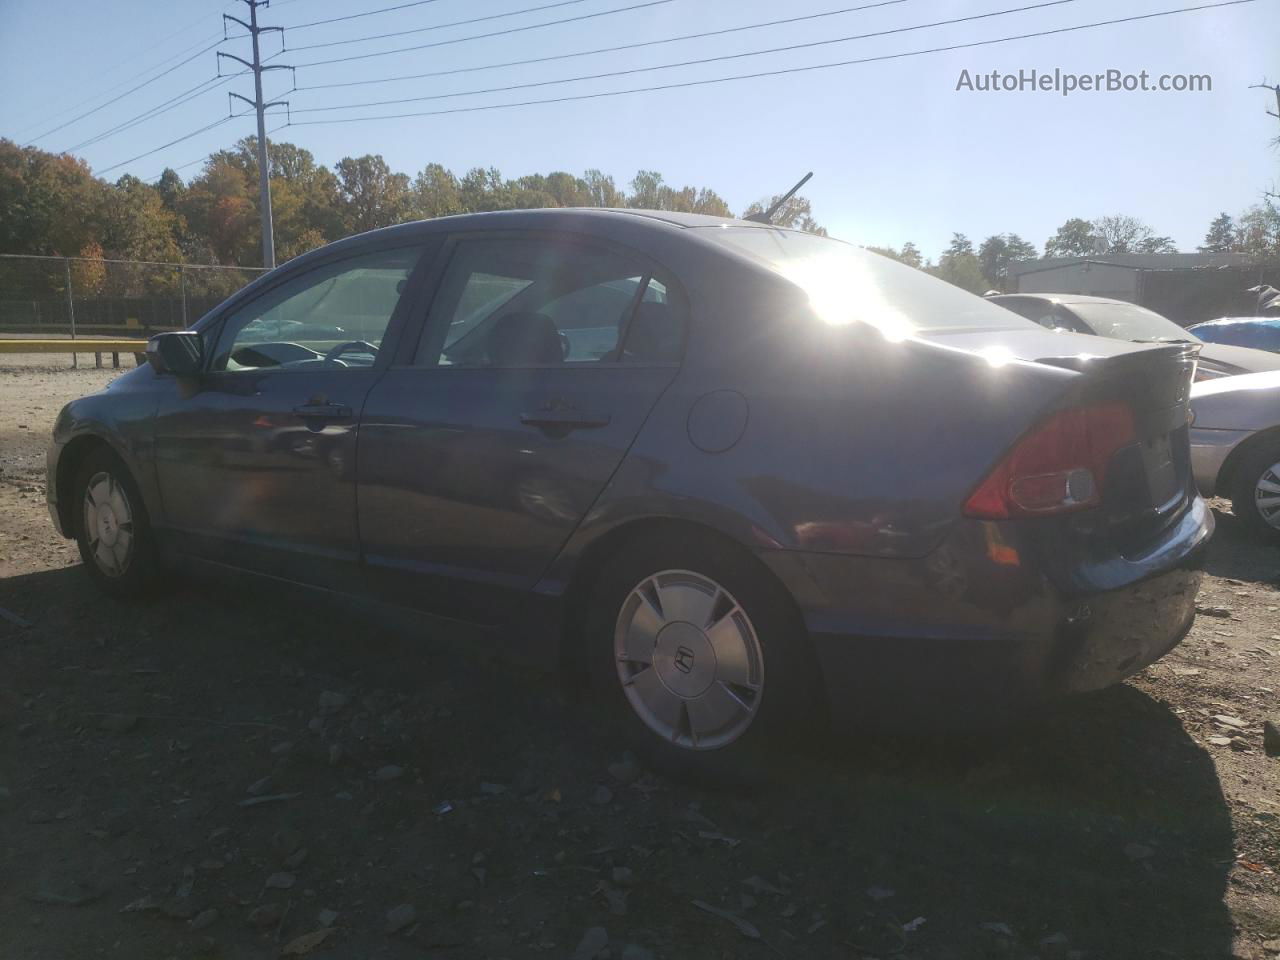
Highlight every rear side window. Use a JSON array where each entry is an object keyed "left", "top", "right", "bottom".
[
  {"left": 704, "top": 227, "right": 1035, "bottom": 338},
  {"left": 414, "top": 236, "right": 685, "bottom": 367}
]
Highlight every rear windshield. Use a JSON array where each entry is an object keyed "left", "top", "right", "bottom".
[
  {"left": 1067, "top": 301, "right": 1195, "bottom": 343},
  {"left": 702, "top": 227, "right": 1033, "bottom": 337}
]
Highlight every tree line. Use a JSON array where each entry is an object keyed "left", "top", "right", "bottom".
[
  {"left": 2, "top": 135, "right": 1277, "bottom": 299},
  {"left": 872, "top": 206, "right": 1280, "bottom": 294}
]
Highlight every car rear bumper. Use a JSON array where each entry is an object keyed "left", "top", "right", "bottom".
[
  {"left": 1189, "top": 426, "right": 1252, "bottom": 497},
  {"left": 760, "top": 495, "right": 1212, "bottom": 730}
]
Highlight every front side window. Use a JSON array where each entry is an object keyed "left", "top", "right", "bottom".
[
  {"left": 414, "top": 237, "right": 684, "bottom": 367},
  {"left": 212, "top": 247, "right": 421, "bottom": 372}
]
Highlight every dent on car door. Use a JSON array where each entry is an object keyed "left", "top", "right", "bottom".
[
  {"left": 357, "top": 232, "right": 686, "bottom": 622},
  {"left": 152, "top": 244, "right": 430, "bottom": 587}
]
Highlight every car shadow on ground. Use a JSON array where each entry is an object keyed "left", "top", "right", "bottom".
[
  {"left": 0, "top": 564, "right": 1235, "bottom": 958},
  {"left": 1203, "top": 504, "right": 1280, "bottom": 583}
]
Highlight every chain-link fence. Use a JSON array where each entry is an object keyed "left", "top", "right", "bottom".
[{"left": 0, "top": 254, "right": 267, "bottom": 339}]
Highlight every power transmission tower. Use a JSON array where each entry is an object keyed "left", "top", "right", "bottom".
[{"left": 219, "top": 0, "right": 292, "bottom": 269}]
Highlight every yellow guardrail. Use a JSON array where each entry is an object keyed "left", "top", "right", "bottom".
[{"left": 0, "top": 338, "right": 149, "bottom": 354}]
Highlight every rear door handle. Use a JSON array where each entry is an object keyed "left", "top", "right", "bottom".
[
  {"left": 293, "top": 402, "right": 352, "bottom": 419},
  {"left": 520, "top": 410, "right": 611, "bottom": 429}
]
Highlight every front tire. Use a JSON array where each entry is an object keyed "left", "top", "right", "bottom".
[
  {"left": 73, "top": 449, "right": 163, "bottom": 598},
  {"left": 1229, "top": 440, "right": 1280, "bottom": 543},
  {"left": 585, "top": 531, "right": 816, "bottom": 783}
]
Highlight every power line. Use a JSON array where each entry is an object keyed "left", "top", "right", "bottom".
[
  {"left": 12, "top": 32, "right": 225, "bottom": 140},
  {"left": 292, "top": 0, "right": 674, "bottom": 68},
  {"left": 63, "top": 74, "right": 239, "bottom": 153},
  {"left": 293, "top": 0, "right": 1082, "bottom": 115},
  {"left": 297, "top": 0, "right": 914, "bottom": 92},
  {"left": 25, "top": 39, "right": 225, "bottom": 146},
  {"left": 142, "top": 119, "right": 295, "bottom": 184},
  {"left": 283, "top": 0, "right": 447, "bottom": 30},
  {"left": 287, "top": 0, "right": 1258, "bottom": 126},
  {"left": 95, "top": 116, "right": 237, "bottom": 176},
  {"left": 289, "top": 0, "right": 590, "bottom": 52},
  {"left": 144, "top": 156, "right": 212, "bottom": 183}
]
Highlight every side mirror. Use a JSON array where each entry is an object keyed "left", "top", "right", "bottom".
[{"left": 146, "top": 331, "right": 204, "bottom": 376}]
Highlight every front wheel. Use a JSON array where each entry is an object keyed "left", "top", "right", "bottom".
[
  {"left": 586, "top": 532, "right": 816, "bottom": 783},
  {"left": 1229, "top": 440, "right": 1280, "bottom": 543},
  {"left": 73, "top": 449, "right": 163, "bottom": 598}
]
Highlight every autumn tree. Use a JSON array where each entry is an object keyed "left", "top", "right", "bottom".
[
  {"left": 1238, "top": 202, "right": 1280, "bottom": 261},
  {"left": 741, "top": 192, "right": 825, "bottom": 234}
]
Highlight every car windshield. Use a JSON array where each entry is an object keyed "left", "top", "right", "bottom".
[
  {"left": 1067, "top": 301, "right": 1198, "bottom": 343},
  {"left": 703, "top": 227, "right": 1033, "bottom": 338}
]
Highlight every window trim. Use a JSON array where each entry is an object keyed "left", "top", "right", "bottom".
[
  {"left": 200, "top": 239, "right": 438, "bottom": 376},
  {"left": 392, "top": 228, "right": 689, "bottom": 371}
]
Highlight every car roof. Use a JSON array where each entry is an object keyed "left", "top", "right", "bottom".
[{"left": 360, "top": 207, "right": 788, "bottom": 236}]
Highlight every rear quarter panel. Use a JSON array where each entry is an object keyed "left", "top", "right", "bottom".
[{"left": 550, "top": 263, "right": 1083, "bottom": 573}]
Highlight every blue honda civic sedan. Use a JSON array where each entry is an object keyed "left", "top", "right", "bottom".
[{"left": 46, "top": 209, "right": 1212, "bottom": 779}]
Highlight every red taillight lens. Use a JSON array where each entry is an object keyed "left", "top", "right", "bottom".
[{"left": 963, "top": 403, "right": 1137, "bottom": 519}]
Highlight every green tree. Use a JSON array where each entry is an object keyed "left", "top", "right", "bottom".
[
  {"left": 1044, "top": 217, "right": 1097, "bottom": 258},
  {"left": 335, "top": 154, "right": 412, "bottom": 233},
  {"left": 412, "top": 163, "right": 464, "bottom": 219},
  {"left": 1135, "top": 235, "right": 1178, "bottom": 254},
  {"left": 930, "top": 234, "right": 987, "bottom": 293},
  {"left": 977, "top": 233, "right": 1038, "bottom": 290},
  {"left": 99, "top": 174, "right": 182, "bottom": 263},
  {"left": 1199, "top": 212, "right": 1237, "bottom": 253},
  {"left": 866, "top": 242, "right": 923, "bottom": 269},
  {"left": 582, "top": 169, "right": 624, "bottom": 207}
]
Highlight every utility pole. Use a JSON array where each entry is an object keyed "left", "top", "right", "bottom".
[{"left": 219, "top": 0, "right": 291, "bottom": 269}]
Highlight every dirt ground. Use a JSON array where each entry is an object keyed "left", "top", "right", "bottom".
[{"left": 1, "top": 358, "right": 1277, "bottom": 960}]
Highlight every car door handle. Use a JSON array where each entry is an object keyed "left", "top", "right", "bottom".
[
  {"left": 293, "top": 402, "right": 352, "bottom": 419},
  {"left": 520, "top": 410, "right": 611, "bottom": 429}
]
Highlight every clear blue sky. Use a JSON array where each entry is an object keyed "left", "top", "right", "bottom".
[{"left": 1, "top": 0, "right": 1277, "bottom": 259}]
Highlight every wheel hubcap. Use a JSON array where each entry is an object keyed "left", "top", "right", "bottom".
[
  {"left": 1255, "top": 462, "right": 1280, "bottom": 529},
  {"left": 83, "top": 471, "right": 134, "bottom": 577},
  {"left": 614, "top": 570, "right": 763, "bottom": 751}
]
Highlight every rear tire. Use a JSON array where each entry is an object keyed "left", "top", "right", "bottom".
[
  {"left": 1229, "top": 439, "right": 1280, "bottom": 543},
  {"left": 585, "top": 530, "right": 817, "bottom": 784},
  {"left": 72, "top": 449, "right": 164, "bottom": 598}
]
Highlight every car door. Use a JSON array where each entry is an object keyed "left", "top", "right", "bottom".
[
  {"left": 152, "top": 243, "right": 431, "bottom": 589},
  {"left": 357, "top": 231, "right": 686, "bottom": 623}
]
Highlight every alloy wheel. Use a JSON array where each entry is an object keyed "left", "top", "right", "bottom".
[
  {"left": 613, "top": 569, "right": 764, "bottom": 750},
  {"left": 1255, "top": 462, "right": 1280, "bottom": 529},
  {"left": 83, "top": 470, "right": 134, "bottom": 577}
]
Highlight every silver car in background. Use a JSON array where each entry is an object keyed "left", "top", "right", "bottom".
[
  {"left": 1190, "top": 371, "right": 1280, "bottom": 540},
  {"left": 988, "top": 294, "right": 1280, "bottom": 380}
]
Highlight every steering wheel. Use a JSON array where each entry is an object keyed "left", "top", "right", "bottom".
[{"left": 324, "top": 340, "right": 379, "bottom": 365}]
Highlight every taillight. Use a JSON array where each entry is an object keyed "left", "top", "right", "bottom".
[{"left": 963, "top": 403, "right": 1137, "bottom": 519}]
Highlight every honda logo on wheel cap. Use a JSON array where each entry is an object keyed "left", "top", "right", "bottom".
[{"left": 673, "top": 645, "right": 696, "bottom": 674}]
